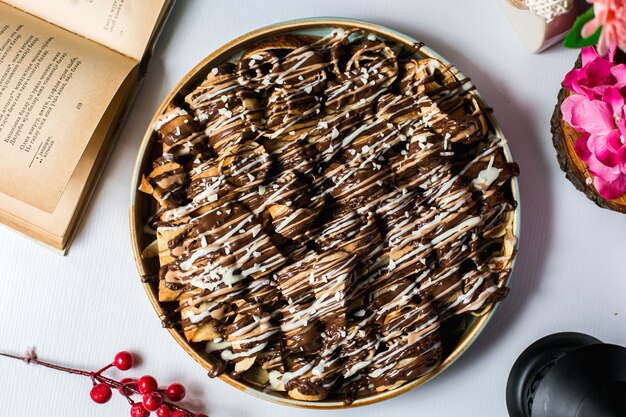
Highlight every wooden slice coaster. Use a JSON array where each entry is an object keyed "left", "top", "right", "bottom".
[{"left": 550, "top": 54, "right": 626, "bottom": 213}]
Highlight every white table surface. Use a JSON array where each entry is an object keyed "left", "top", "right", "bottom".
[{"left": 2, "top": 1, "right": 626, "bottom": 416}]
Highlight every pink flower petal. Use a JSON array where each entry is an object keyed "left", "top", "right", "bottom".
[
  {"left": 611, "top": 64, "right": 626, "bottom": 88},
  {"left": 563, "top": 68, "right": 583, "bottom": 92},
  {"left": 574, "top": 82, "right": 598, "bottom": 100},
  {"left": 569, "top": 98, "right": 614, "bottom": 134},
  {"left": 602, "top": 87, "right": 625, "bottom": 116},
  {"left": 574, "top": 133, "right": 592, "bottom": 162},
  {"left": 597, "top": 36, "right": 609, "bottom": 58},
  {"left": 561, "top": 94, "right": 588, "bottom": 131},
  {"left": 587, "top": 149, "right": 622, "bottom": 182},
  {"left": 616, "top": 118, "right": 626, "bottom": 140},
  {"left": 588, "top": 132, "right": 619, "bottom": 167},
  {"left": 581, "top": 46, "right": 599, "bottom": 67},
  {"left": 596, "top": 25, "right": 615, "bottom": 56},
  {"left": 606, "top": 129, "right": 624, "bottom": 153},
  {"left": 564, "top": 69, "right": 601, "bottom": 99},
  {"left": 618, "top": 146, "right": 626, "bottom": 174},
  {"left": 593, "top": 174, "right": 626, "bottom": 200},
  {"left": 582, "top": 20, "right": 600, "bottom": 38},
  {"left": 565, "top": 51, "right": 616, "bottom": 99},
  {"left": 608, "top": 43, "right": 617, "bottom": 62},
  {"left": 584, "top": 53, "right": 614, "bottom": 85}
]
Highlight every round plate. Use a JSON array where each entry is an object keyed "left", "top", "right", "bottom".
[{"left": 130, "top": 17, "right": 521, "bottom": 409}]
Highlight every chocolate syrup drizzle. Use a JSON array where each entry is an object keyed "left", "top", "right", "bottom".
[{"left": 141, "top": 28, "right": 519, "bottom": 403}]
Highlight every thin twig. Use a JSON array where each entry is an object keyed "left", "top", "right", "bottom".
[{"left": 0, "top": 351, "right": 193, "bottom": 414}]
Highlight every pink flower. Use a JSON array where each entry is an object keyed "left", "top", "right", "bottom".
[
  {"left": 576, "top": 133, "right": 626, "bottom": 199},
  {"left": 562, "top": 88, "right": 626, "bottom": 199},
  {"left": 561, "top": 44, "right": 626, "bottom": 200},
  {"left": 582, "top": 0, "right": 626, "bottom": 56},
  {"left": 563, "top": 47, "right": 624, "bottom": 99},
  {"left": 611, "top": 62, "right": 626, "bottom": 87}
]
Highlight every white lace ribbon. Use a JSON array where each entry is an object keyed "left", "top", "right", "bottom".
[{"left": 525, "top": 0, "right": 570, "bottom": 22}]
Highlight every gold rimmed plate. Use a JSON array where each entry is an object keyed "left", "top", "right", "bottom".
[{"left": 130, "top": 17, "right": 521, "bottom": 409}]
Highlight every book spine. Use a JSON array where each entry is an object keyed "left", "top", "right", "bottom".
[{"left": 139, "top": 0, "right": 176, "bottom": 76}]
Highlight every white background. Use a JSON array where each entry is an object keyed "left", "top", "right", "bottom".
[{"left": 2, "top": 1, "right": 626, "bottom": 416}]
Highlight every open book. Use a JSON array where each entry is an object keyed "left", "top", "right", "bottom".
[{"left": 0, "top": 0, "right": 173, "bottom": 253}]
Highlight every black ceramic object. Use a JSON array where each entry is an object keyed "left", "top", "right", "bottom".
[{"left": 506, "top": 332, "right": 626, "bottom": 417}]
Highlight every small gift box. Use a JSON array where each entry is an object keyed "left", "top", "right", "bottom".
[{"left": 497, "top": 0, "right": 578, "bottom": 53}]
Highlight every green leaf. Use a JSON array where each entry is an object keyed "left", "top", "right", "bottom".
[{"left": 564, "top": 7, "right": 602, "bottom": 49}]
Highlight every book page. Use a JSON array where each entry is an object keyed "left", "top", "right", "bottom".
[
  {"left": 0, "top": 64, "right": 139, "bottom": 252},
  {"left": 0, "top": 3, "right": 136, "bottom": 213},
  {"left": 3, "top": 0, "right": 169, "bottom": 61}
]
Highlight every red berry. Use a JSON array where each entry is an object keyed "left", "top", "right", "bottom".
[
  {"left": 114, "top": 351, "right": 134, "bottom": 371},
  {"left": 143, "top": 392, "right": 163, "bottom": 412},
  {"left": 171, "top": 412, "right": 190, "bottom": 417},
  {"left": 138, "top": 375, "right": 158, "bottom": 393},
  {"left": 194, "top": 414, "right": 208, "bottom": 417},
  {"left": 156, "top": 406, "right": 172, "bottom": 417},
  {"left": 90, "top": 383, "right": 112, "bottom": 404},
  {"left": 165, "top": 383, "right": 186, "bottom": 402},
  {"left": 118, "top": 378, "right": 136, "bottom": 396},
  {"left": 130, "top": 403, "right": 149, "bottom": 417}
]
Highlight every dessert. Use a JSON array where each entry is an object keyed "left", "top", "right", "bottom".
[{"left": 139, "top": 28, "right": 519, "bottom": 403}]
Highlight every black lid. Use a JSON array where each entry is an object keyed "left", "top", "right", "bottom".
[
  {"left": 506, "top": 332, "right": 601, "bottom": 417},
  {"left": 534, "top": 343, "right": 626, "bottom": 417},
  {"left": 576, "top": 381, "right": 626, "bottom": 417}
]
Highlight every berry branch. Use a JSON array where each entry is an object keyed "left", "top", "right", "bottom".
[{"left": 0, "top": 349, "right": 207, "bottom": 417}]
